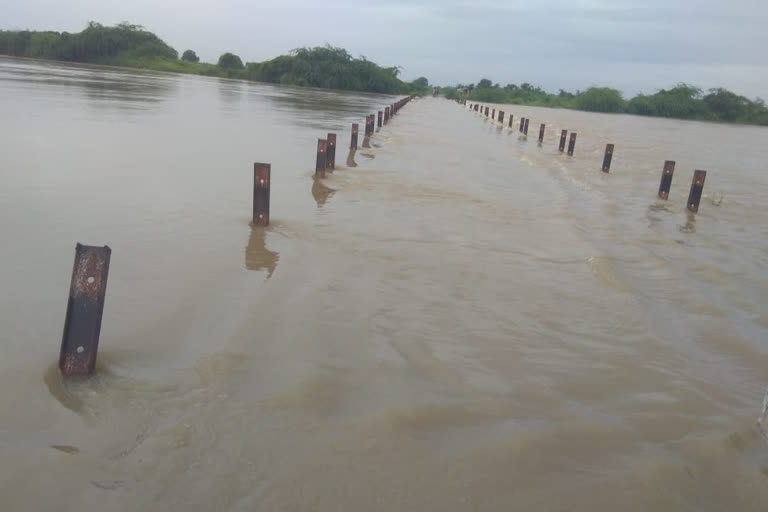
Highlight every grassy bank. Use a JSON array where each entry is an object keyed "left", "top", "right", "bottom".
[
  {"left": 443, "top": 80, "right": 768, "bottom": 126},
  {"left": 0, "top": 22, "right": 430, "bottom": 95}
]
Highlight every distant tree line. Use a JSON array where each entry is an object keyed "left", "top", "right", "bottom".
[
  {"left": 442, "top": 79, "right": 768, "bottom": 126},
  {"left": 0, "top": 22, "right": 429, "bottom": 95},
  {"left": 240, "top": 46, "right": 417, "bottom": 94},
  {"left": 0, "top": 22, "right": 177, "bottom": 62}
]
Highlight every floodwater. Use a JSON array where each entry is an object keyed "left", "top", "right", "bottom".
[{"left": 1, "top": 56, "right": 767, "bottom": 511}]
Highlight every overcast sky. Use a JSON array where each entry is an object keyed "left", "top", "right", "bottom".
[{"left": 4, "top": 0, "right": 767, "bottom": 98}]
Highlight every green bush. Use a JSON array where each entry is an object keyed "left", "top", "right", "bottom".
[
  {"left": 181, "top": 49, "right": 199, "bottom": 63},
  {"left": 217, "top": 52, "right": 244, "bottom": 70},
  {"left": 574, "top": 87, "right": 625, "bottom": 113}
]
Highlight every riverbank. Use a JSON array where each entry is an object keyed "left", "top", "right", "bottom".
[
  {"left": 0, "top": 22, "right": 429, "bottom": 95},
  {"left": 442, "top": 83, "right": 768, "bottom": 127}
]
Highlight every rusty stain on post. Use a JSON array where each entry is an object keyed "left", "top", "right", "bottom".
[
  {"left": 60, "top": 244, "right": 111, "bottom": 377},
  {"left": 538, "top": 123, "right": 545, "bottom": 144},
  {"left": 567, "top": 133, "right": 577, "bottom": 156},
  {"left": 315, "top": 139, "right": 327, "bottom": 178},
  {"left": 253, "top": 162, "right": 271, "bottom": 226},
  {"left": 687, "top": 170, "right": 707, "bottom": 213},
  {"left": 658, "top": 160, "right": 675, "bottom": 200},
  {"left": 325, "top": 133, "right": 336, "bottom": 170},
  {"left": 559, "top": 130, "right": 568, "bottom": 152},
  {"left": 602, "top": 144, "right": 614, "bottom": 172}
]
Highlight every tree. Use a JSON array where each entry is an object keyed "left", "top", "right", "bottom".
[
  {"left": 218, "top": 52, "right": 244, "bottom": 70},
  {"left": 635, "top": 83, "right": 707, "bottom": 119},
  {"left": 477, "top": 78, "right": 492, "bottom": 89},
  {"left": 703, "top": 88, "right": 749, "bottom": 122},
  {"left": 181, "top": 49, "right": 199, "bottom": 63},
  {"left": 575, "top": 87, "right": 626, "bottom": 113},
  {"left": 412, "top": 76, "right": 429, "bottom": 88}
]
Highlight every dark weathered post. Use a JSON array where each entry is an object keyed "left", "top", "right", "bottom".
[
  {"left": 315, "top": 139, "right": 327, "bottom": 178},
  {"left": 538, "top": 124, "right": 545, "bottom": 143},
  {"left": 384, "top": 106, "right": 390, "bottom": 122},
  {"left": 377, "top": 111, "right": 383, "bottom": 128},
  {"left": 519, "top": 117, "right": 525, "bottom": 132},
  {"left": 523, "top": 118, "right": 529, "bottom": 135},
  {"left": 326, "top": 133, "right": 336, "bottom": 170},
  {"left": 492, "top": 108, "right": 496, "bottom": 119},
  {"left": 658, "top": 160, "right": 675, "bottom": 200},
  {"left": 508, "top": 114, "right": 514, "bottom": 128},
  {"left": 559, "top": 130, "right": 568, "bottom": 152},
  {"left": 485, "top": 106, "right": 489, "bottom": 117},
  {"left": 253, "top": 162, "right": 271, "bottom": 226},
  {"left": 602, "top": 144, "right": 614, "bottom": 172},
  {"left": 567, "top": 133, "right": 577, "bottom": 156},
  {"left": 350, "top": 123, "right": 359, "bottom": 149},
  {"left": 60, "top": 244, "right": 111, "bottom": 377},
  {"left": 498, "top": 111, "right": 505, "bottom": 125},
  {"left": 687, "top": 170, "right": 707, "bottom": 213}
]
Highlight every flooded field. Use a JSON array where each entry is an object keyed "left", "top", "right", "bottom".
[{"left": 1, "top": 56, "right": 767, "bottom": 511}]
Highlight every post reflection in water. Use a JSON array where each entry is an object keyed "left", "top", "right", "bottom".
[
  {"left": 245, "top": 226, "right": 279, "bottom": 278},
  {"left": 312, "top": 179, "right": 336, "bottom": 208},
  {"left": 346, "top": 148, "right": 358, "bottom": 167},
  {"left": 679, "top": 211, "right": 697, "bottom": 233}
]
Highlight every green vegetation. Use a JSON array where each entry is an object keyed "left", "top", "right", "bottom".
[
  {"left": 0, "top": 21, "right": 428, "bottom": 95},
  {"left": 181, "top": 49, "right": 199, "bottom": 63},
  {"left": 217, "top": 52, "right": 244, "bottom": 70},
  {"left": 449, "top": 80, "right": 768, "bottom": 126},
  {"left": 241, "top": 46, "right": 423, "bottom": 94},
  {"left": 0, "top": 22, "right": 177, "bottom": 63}
]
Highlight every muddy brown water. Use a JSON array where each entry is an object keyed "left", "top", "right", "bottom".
[{"left": 1, "top": 56, "right": 768, "bottom": 511}]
